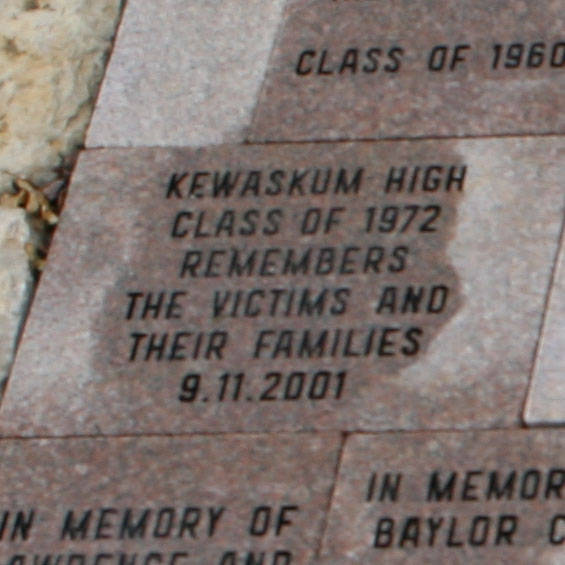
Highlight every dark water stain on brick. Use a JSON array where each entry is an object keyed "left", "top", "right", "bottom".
[{"left": 86, "top": 143, "right": 465, "bottom": 433}]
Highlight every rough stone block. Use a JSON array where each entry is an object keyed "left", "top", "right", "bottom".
[
  {"left": 0, "top": 0, "right": 123, "bottom": 192},
  {"left": 0, "top": 208, "right": 33, "bottom": 390}
]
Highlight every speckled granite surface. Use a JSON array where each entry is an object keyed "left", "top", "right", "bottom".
[
  {"left": 251, "top": 0, "right": 565, "bottom": 142},
  {"left": 1, "top": 139, "right": 564, "bottom": 437}
]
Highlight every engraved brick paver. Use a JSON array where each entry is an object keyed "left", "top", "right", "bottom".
[
  {"left": 1, "top": 139, "right": 563, "bottom": 436},
  {"left": 0, "top": 434, "right": 340, "bottom": 564}
]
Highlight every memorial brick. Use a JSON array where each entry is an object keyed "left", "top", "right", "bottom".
[
  {"left": 3, "top": 0, "right": 565, "bottom": 560},
  {"left": 0, "top": 0, "right": 565, "bottom": 565},
  {"left": 0, "top": 138, "right": 563, "bottom": 436},
  {"left": 0, "top": 434, "right": 339, "bottom": 564},
  {"left": 320, "top": 430, "right": 565, "bottom": 564},
  {"left": 250, "top": 0, "right": 565, "bottom": 142}
]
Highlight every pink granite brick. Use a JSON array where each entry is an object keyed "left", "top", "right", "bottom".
[
  {"left": 1, "top": 139, "right": 563, "bottom": 435},
  {"left": 0, "top": 434, "right": 339, "bottom": 563},
  {"left": 251, "top": 0, "right": 565, "bottom": 142}
]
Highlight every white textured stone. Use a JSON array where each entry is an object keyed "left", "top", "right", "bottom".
[
  {"left": 86, "top": 0, "right": 287, "bottom": 147},
  {"left": 0, "top": 0, "right": 123, "bottom": 193},
  {"left": 0, "top": 208, "right": 33, "bottom": 389}
]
